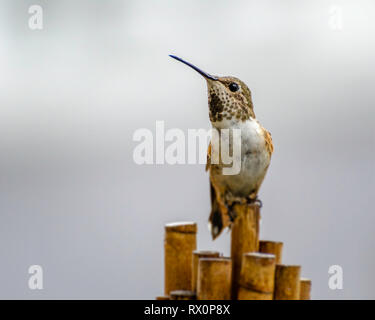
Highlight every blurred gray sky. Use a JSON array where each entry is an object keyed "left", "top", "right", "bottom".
[{"left": 0, "top": 0, "right": 374, "bottom": 299}]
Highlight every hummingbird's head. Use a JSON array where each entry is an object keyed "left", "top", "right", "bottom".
[
  {"left": 206, "top": 76, "right": 255, "bottom": 124},
  {"left": 169, "top": 55, "right": 255, "bottom": 126}
]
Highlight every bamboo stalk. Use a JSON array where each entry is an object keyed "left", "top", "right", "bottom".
[
  {"left": 230, "top": 203, "right": 260, "bottom": 299},
  {"left": 299, "top": 278, "right": 312, "bottom": 300},
  {"left": 259, "top": 240, "right": 283, "bottom": 264},
  {"left": 274, "top": 265, "right": 301, "bottom": 300},
  {"left": 238, "top": 252, "right": 276, "bottom": 300},
  {"left": 197, "top": 257, "right": 232, "bottom": 300},
  {"left": 192, "top": 250, "right": 221, "bottom": 293},
  {"left": 164, "top": 222, "right": 197, "bottom": 295},
  {"left": 170, "top": 290, "right": 196, "bottom": 300}
]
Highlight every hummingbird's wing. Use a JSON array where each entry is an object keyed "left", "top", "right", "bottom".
[
  {"left": 263, "top": 128, "right": 274, "bottom": 156},
  {"left": 205, "top": 141, "right": 211, "bottom": 172}
]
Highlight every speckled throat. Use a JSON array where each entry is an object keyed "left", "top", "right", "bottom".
[{"left": 207, "top": 77, "right": 255, "bottom": 123}]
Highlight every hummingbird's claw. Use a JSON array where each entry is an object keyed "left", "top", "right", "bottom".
[
  {"left": 245, "top": 196, "right": 263, "bottom": 208},
  {"left": 255, "top": 198, "right": 263, "bottom": 208},
  {"left": 253, "top": 197, "right": 263, "bottom": 208}
]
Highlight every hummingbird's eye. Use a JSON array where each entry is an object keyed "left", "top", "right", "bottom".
[{"left": 228, "top": 82, "right": 240, "bottom": 92}]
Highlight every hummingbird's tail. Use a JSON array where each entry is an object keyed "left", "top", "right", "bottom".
[
  {"left": 208, "top": 183, "right": 230, "bottom": 240},
  {"left": 208, "top": 201, "right": 223, "bottom": 240}
]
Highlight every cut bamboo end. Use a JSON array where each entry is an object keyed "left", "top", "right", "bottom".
[
  {"left": 165, "top": 221, "right": 197, "bottom": 233},
  {"left": 192, "top": 250, "right": 221, "bottom": 293},
  {"left": 170, "top": 290, "right": 196, "bottom": 300},
  {"left": 259, "top": 240, "right": 283, "bottom": 265},
  {"left": 156, "top": 295, "right": 170, "bottom": 300},
  {"left": 231, "top": 203, "right": 260, "bottom": 299},
  {"left": 164, "top": 222, "right": 197, "bottom": 295},
  {"left": 299, "top": 278, "right": 312, "bottom": 300},
  {"left": 197, "top": 257, "right": 232, "bottom": 300},
  {"left": 238, "top": 252, "right": 276, "bottom": 300},
  {"left": 274, "top": 264, "right": 301, "bottom": 300}
]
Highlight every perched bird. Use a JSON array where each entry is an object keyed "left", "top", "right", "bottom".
[{"left": 170, "top": 55, "right": 273, "bottom": 239}]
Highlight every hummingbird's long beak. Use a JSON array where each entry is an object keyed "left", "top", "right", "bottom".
[{"left": 169, "top": 55, "right": 218, "bottom": 81}]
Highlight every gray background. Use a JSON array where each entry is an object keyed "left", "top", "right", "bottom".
[{"left": 0, "top": 0, "right": 374, "bottom": 299}]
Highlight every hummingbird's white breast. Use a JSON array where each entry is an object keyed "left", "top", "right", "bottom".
[{"left": 210, "top": 117, "right": 271, "bottom": 199}]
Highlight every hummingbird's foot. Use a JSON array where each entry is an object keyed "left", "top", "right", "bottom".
[
  {"left": 246, "top": 196, "right": 263, "bottom": 208},
  {"left": 254, "top": 197, "right": 263, "bottom": 208},
  {"left": 226, "top": 203, "right": 237, "bottom": 222}
]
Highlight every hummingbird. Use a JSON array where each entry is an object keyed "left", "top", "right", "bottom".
[{"left": 170, "top": 55, "right": 273, "bottom": 239}]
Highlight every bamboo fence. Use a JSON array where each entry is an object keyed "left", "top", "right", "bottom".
[{"left": 158, "top": 203, "right": 311, "bottom": 300}]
